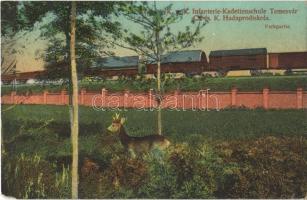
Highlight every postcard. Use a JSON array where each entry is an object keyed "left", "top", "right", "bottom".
[{"left": 1, "top": 1, "right": 307, "bottom": 199}]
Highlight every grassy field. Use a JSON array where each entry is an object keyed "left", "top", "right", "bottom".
[
  {"left": 2, "top": 105, "right": 307, "bottom": 198},
  {"left": 2, "top": 75, "right": 307, "bottom": 95},
  {"left": 3, "top": 105, "right": 307, "bottom": 140}
]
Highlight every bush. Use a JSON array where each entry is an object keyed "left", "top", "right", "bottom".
[
  {"left": 285, "top": 68, "right": 293, "bottom": 75},
  {"left": 2, "top": 75, "right": 307, "bottom": 95},
  {"left": 79, "top": 155, "right": 148, "bottom": 198},
  {"left": 215, "top": 136, "right": 307, "bottom": 198},
  {"left": 2, "top": 153, "right": 70, "bottom": 199},
  {"left": 137, "top": 143, "right": 220, "bottom": 199},
  {"left": 216, "top": 69, "right": 228, "bottom": 77},
  {"left": 78, "top": 143, "right": 220, "bottom": 198},
  {"left": 250, "top": 70, "right": 274, "bottom": 77}
]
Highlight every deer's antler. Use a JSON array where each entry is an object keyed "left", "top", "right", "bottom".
[{"left": 112, "top": 113, "right": 120, "bottom": 121}]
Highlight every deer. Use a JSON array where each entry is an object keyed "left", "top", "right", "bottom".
[{"left": 107, "top": 113, "right": 171, "bottom": 158}]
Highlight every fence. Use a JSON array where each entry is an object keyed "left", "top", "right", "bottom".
[{"left": 1, "top": 88, "right": 306, "bottom": 110}]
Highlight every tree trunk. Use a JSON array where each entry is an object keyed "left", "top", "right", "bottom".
[
  {"left": 70, "top": 2, "right": 79, "bottom": 199},
  {"left": 155, "top": 0, "right": 162, "bottom": 135},
  {"left": 157, "top": 60, "right": 162, "bottom": 135},
  {"left": 64, "top": 30, "right": 74, "bottom": 144}
]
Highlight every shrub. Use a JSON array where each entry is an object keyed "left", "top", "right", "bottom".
[
  {"left": 251, "top": 70, "right": 274, "bottom": 77},
  {"left": 2, "top": 75, "right": 306, "bottom": 95},
  {"left": 137, "top": 143, "right": 219, "bottom": 199},
  {"left": 216, "top": 69, "right": 228, "bottom": 77},
  {"left": 109, "top": 157, "right": 149, "bottom": 190},
  {"left": 79, "top": 155, "right": 149, "bottom": 199},
  {"left": 215, "top": 136, "right": 307, "bottom": 198},
  {"left": 167, "top": 144, "right": 218, "bottom": 198},
  {"left": 137, "top": 154, "right": 178, "bottom": 198},
  {"left": 2, "top": 153, "right": 70, "bottom": 199},
  {"left": 285, "top": 68, "right": 293, "bottom": 75}
]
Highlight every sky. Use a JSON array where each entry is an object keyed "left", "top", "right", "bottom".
[{"left": 2, "top": 1, "right": 307, "bottom": 72}]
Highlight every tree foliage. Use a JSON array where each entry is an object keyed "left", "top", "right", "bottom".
[
  {"left": 117, "top": 2, "right": 207, "bottom": 64},
  {"left": 1, "top": 1, "right": 20, "bottom": 36},
  {"left": 1, "top": 1, "right": 22, "bottom": 75},
  {"left": 19, "top": 1, "right": 122, "bottom": 80}
]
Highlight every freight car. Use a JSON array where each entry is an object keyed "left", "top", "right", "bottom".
[
  {"left": 1, "top": 56, "right": 140, "bottom": 84},
  {"left": 146, "top": 50, "right": 208, "bottom": 76},
  {"left": 208, "top": 48, "right": 268, "bottom": 71},
  {"left": 1, "top": 71, "right": 45, "bottom": 84},
  {"left": 89, "top": 55, "right": 139, "bottom": 77},
  {"left": 2, "top": 49, "right": 307, "bottom": 84},
  {"left": 268, "top": 52, "right": 307, "bottom": 69}
]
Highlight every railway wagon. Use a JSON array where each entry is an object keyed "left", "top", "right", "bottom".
[
  {"left": 89, "top": 55, "right": 139, "bottom": 77},
  {"left": 1, "top": 71, "right": 45, "bottom": 84},
  {"left": 269, "top": 52, "right": 307, "bottom": 69},
  {"left": 146, "top": 50, "right": 208, "bottom": 75},
  {"left": 209, "top": 48, "right": 268, "bottom": 71}
]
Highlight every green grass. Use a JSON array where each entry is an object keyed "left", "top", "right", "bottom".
[
  {"left": 2, "top": 75, "right": 307, "bottom": 95},
  {"left": 2, "top": 105, "right": 306, "bottom": 159}
]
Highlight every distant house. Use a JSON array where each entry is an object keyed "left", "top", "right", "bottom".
[
  {"left": 146, "top": 50, "right": 208, "bottom": 75},
  {"left": 89, "top": 56, "right": 139, "bottom": 77},
  {"left": 209, "top": 48, "right": 268, "bottom": 70}
]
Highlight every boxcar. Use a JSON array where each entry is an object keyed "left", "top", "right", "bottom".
[
  {"left": 1, "top": 71, "right": 46, "bottom": 84},
  {"left": 269, "top": 52, "right": 307, "bottom": 69},
  {"left": 89, "top": 55, "right": 139, "bottom": 77},
  {"left": 209, "top": 48, "right": 268, "bottom": 71},
  {"left": 146, "top": 50, "right": 208, "bottom": 75}
]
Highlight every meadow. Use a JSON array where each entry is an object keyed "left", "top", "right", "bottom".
[{"left": 2, "top": 105, "right": 307, "bottom": 198}]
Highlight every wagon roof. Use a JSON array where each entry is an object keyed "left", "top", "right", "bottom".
[
  {"left": 93, "top": 56, "right": 139, "bottom": 69},
  {"left": 162, "top": 50, "right": 204, "bottom": 63},
  {"left": 210, "top": 48, "right": 267, "bottom": 57},
  {"left": 148, "top": 50, "right": 204, "bottom": 64}
]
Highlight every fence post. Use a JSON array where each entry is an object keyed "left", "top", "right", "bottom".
[
  {"left": 124, "top": 90, "right": 130, "bottom": 109},
  {"left": 297, "top": 88, "right": 303, "bottom": 109},
  {"left": 101, "top": 88, "right": 107, "bottom": 107},
  {"left": 148, "top": 89, "right": 153, "bottom": 110},
  {"left": 231, "top": 87, "right": 237, "bottom": 107},
  {"left": 61, "top": 90, "right": 66, "bottom": 105},
  {"left": 174, "top": 89, "right": 179, "bottom": 109},
  {"left": 11, "top": 91, "right": 16, "bottom": 104},
  {"left": 263, "top": 88, "right": 269, "bottom": 109},
  {"left": 43, "top": 90, "right": 48, "bottom": 104},
  {"left": 80, "top": 89, "right": 86, "bottom": 105}
]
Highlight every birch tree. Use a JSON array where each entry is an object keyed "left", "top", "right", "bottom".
[
  {"left": 69, "top": 2, "right": 78, "bottom": 198},
  {"left": 116, "top": 1, "right": 207, "bottom": 134}
]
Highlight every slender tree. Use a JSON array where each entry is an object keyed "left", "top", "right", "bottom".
[
  {"left": 69, "top": 2, "right": 78, "bottom": 198},
  {"left": 116, "top": 1, "right": 207, "bottom": 134}
]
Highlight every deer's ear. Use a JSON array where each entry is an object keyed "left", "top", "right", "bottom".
[{"left": 120, "top": 117, "right": 126, "bottom": 124}]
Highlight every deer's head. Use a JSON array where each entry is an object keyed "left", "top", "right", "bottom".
[{"left": 107, "top": 113, "right": 126, "bottom": 133}]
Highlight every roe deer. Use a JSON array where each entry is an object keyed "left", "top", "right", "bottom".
[{"left": 107, "top": 113, "right": 171, "bottom": 157}]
